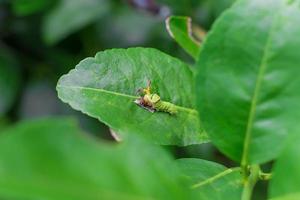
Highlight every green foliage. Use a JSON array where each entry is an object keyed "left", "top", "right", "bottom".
[
  {"left": 177, "top": 158, "right": 242, "bottom": 200},
  {"left": 43, "top": 0, "right": 109, "bottom": 45},
  {"left": 0, "top": 118, "right": 195, "bottom": 200},
  {"left": 196, "top": 0, "right": 300, "bottom": 165},
  {"left": 57, "top": 48, "right": 208, "bottom": 146},
  {"left": 0, "top": 48, "right": 20, "bottom": 117},
  {"left": 166, "top": 16, "right": 201, "bottom": 60},
  {"left": 1, "top": 0, "right": 300, "bottom": 199}
]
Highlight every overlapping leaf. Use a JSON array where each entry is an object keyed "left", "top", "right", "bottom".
[{"left": 196, "top": 0, "right": 300, "bottom": 164}]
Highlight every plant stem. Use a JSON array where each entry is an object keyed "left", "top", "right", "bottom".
[
  {"left": 241, "top": 165, "right": 260, "bottom": 200},
  {"left": 259, "top": 171, "right": 272, "bottom": 181}
]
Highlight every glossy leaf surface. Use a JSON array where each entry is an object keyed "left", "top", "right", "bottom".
[
  {"left": 57, "top": 48, "right": 208, "bottom": 146},
  {"left": 196, "top": 0, "right": 300, "bottom": 164}
]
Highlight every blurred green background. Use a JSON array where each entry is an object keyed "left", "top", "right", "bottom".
[
  {"left": 0, "top": 0, "right": 268, "bottom": 199},
  {"left": 0, "top": 0, "right": 234, "bottom": 146}
]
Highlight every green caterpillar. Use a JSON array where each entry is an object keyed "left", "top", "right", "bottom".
[{"left": 134, "top": 81, "right": 177, "bottom": 115}]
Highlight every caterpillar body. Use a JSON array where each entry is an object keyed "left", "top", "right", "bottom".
[
  {"left": 153, "top": 98, "right": 177, "bottom": 115},
  {"left": 134, "top": 81, "right": 177, "bottom": 115}
]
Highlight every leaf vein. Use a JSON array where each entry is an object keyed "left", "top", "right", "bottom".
[
  {"left": 241, "top": 10, "right": 281, "bottom": 166},
  {"left": 57, "top": 85, "right": 198, "bottom": 114},
  {"left": 192, "top": 167, "right": 240, "bottom": 189}
]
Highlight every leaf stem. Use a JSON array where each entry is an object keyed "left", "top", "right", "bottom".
[
  {"left": 241, "top": 165, "right": 260, "bottom": 200},
  {"left": 258, "top": 171, "right": 272, "bottom": 181}
]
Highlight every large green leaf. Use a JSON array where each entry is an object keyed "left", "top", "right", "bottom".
[
  {"left": 0, "top": 48, "right": 20, "bottom": 117},
  {"left": 57, "top": 48, "right": 208, "bottom": 146},
  {"left": 43, "top": 0, "right": 109, "bottom": 45},
  {"left": 0, "top": 118, "right": 195, "bottom": 200},
  {"left": 269, "top": 133, "right": 300, "bottom": 200},
  {"left": 165, "top": 16, "right": 202, "bottom": 60},
  {"left": 196, "top": 0, "right": 300, "bottom": 165},
  {"left": 176, "top": 158, "right": 242, "bottom": 199}
]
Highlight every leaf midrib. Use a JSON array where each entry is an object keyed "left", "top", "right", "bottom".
[
  {"left": 192, "top": 167, "right": 241, "bottom": 189},
  {"left": 241, "top": 11, "right": 281, "bottom": 166},
  {"left": 57, "top": 85, "right": 198, "bottom": 114}
]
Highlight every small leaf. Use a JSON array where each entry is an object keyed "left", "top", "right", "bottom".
[
  {"left": 269, "top": 133, "right": 300, "bottom": 200},
  {"left": 166, "top": 16, "right": 203, "bottom": 60},
  {"left": 0, "top": 48, "right": 20, "bottom": 117},
  {"left": 0, "top": 118, "right": 196, "bottom": 200},
  {"left": 43, "top": 0, "right": 109, "bottom": 45},
  {"left": 196, "top": 0, "right": 300, "bottom": 164},
  {"left": 176, "top": 158, "right": 242, "bottom": 200},
  {"left": 57, "top": 48, "right": 208, "bottom": 146}
]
